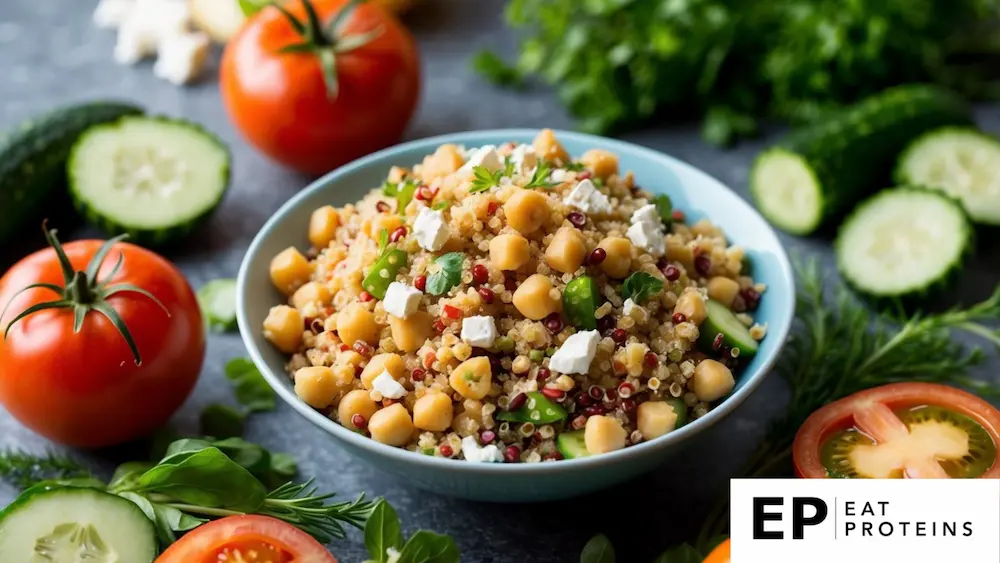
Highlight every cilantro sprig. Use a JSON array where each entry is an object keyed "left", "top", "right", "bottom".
[
  {"left": 621, "top": 272, "right": 664, "bottom": 304},
  {"left": 426, "top": 252, "right": 464, "bottom": 296},
  {"left": 469, "top": 166, "right": 504, "bottom": 194}
]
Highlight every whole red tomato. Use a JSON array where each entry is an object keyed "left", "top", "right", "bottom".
[
  {"left": 221, "top": 0, "right": 420, "bottom": 175},
  {"left": 0, "top": 228, "right": 204, "bottom": 448}
]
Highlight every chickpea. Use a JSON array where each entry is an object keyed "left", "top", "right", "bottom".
[
  {"left": 337, "top": 303, "right": 379, "bottom": 347},
  {"left": 545, "top": 227, "right": 587, "bottom": 274},
  {"left": 269, "top": 247, "right": 311, "bottom": 295},
  {"left": 309, "top": 206, "right": 341, "bottom": 249},
  {"left": 584, "top": 415, "right": 627, "bottom": 455},
  {"left": 597, "top": 237, "right": 632, "bottom": 279},
  {"left": 706, "top": 277, "right": 741, "bottom": 307},
  {"left": 413, "top": 392, "right": 454, "bottom": 431},
  {"left": 512, "top": 274, "right": 561, "bottom": 320},
  {"left": 262, "top": 305, "right": 303, "bottom": 353},
  {"left": 579, "top": 149, "right": 619, "bottom": 180},
  {"left": 294, "top": 366, "right": 338, "bottom": 408},
  {"left": 368, "top": 403, "right": 414, "bottom": 446},
  {"left": 388, "top": 311, "right": 433, "bottom": 353},
  {"left": 503, "top": 190, "right": 551, "bottom": 235},
  {"left": 532, "top": 129, "right": 570, "bottom": 164},
  {"left": 666, "top": 239, "right": 694, "bottom": 269},
  {"left": 291, "top": 281, "right": 332, "bottom": 310},
  {"left": 421, "top": 144, "right": 466, "bottom": 182},
  {"left": 691, "top": 359, "right": 735, "bottom": 402},
  {"left": 361, "top": 353, "right": 406, "bottom": 389},
  {"left": 674, "top": 291, "right": 707, "bottom": 325},
  {"left": 489, "top": 233, "right": 531, "bottom": 271},
  {"left": 338, "top": 389, "right": 378, "bottom": 430},
  {"left": 637, "top": 401, "right": 679, "bottom": 440},
  {"left": 449, "top": 356, "right": 492, "bottom": 400}
]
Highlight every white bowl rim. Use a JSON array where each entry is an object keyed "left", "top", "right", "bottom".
[{"left": 237, "top": 128, "right": 795, "bottom": 475}]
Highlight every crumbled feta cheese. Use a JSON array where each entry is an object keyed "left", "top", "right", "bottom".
[
  {"left": 461, "top": 435, "right": 504, "bottom": 463},
  {"left": 627, "top": 220, "right": 666, "bottom": 257},
  {"left": 372, "top": 371, "right": 407, "bottom": 399},
  {"left": 413, "top": 207, "right": 450, "bottom": 251},
  {"left": 383, "top": 282, "right": 422, "bottom": 319},
  {"left": 549, "top": 330, "right": 600, "bottom": 375},
  {"left": 564, "top": 179, "right": 612, "bottom": 215},
  {"left": 549, "top": 169, "right": 568, "bottom": 183},
  {"left": 154, "top": 32, "right": 210, "bottom": 85},
  {"left": 94, "top": 0, "right": 135, "bottom": 29},
  {"left": 631, "top": 204, "right": 660, "bottom": 225},
  {"left": 113, "top": 0, "right": 191, "bottom": 66},
  {"left": 461, "top": 316, "right": 497, "bottom": 348},
  {"left": 460, "top": 145, "right": 503, "bottom": 173},
  {"left": 623, "top": 298, "right": 636, "bottom": 316},
  {"left": 114, "top": 18, "right": 159, "bottom": 64},
  {"left": 510, "top": 144, "right": 538, "bottom": 172}
]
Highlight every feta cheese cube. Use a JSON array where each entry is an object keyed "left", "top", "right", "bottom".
[
  {"left": 627, "top": 220, "right": 666, "bottom": 257},
  {"left": 372, "top": 371, "right": 407, "bottom": 399},
  {"left": 623, "top": 298, "right": 636, "bottom": 316},
  {"left": 413, "top": 207, "right": 450, "bottom": 251},
  {"left": 549, "top": 330, "right": 600, "bottom": 375},
  {"left": 461, "top": 316, "right": 497, "bottom": 348},
  {"left": 564, "top": 179, "right": 612, "bottom": 215},
  {"left": 114, "top": 18, "right": 159, "bottom": 64},
  {"left": 154, "top": 32, "right": 210, "bottom": 85},
  {"left": 383, "top": 282, "right": 422, "bottom": 319},
  {"left": 461, "top": 435, "right": 504, "bottom": 463},
  {"left": 510, "top": 144, "right": 538, "bottom": 173},
  {"left": 631, "top": 203, "right": 660, "bottom": 226},
  {"left": 461, "top": 145, "right": 503, "bottom": 173},
  {"left": 549, "top": 169, "right": 568, "bottom": 183},
  {"left": 114, "top": 0, "right": 191, "bottom": 65},
  {"left": 94, "top": 0, "right": 135, "bottom": 29}
]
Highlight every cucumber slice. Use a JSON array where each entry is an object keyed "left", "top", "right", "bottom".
[
  {"left": 68, "top": 116, "right": 231, "bottom": 246},
  {"left": 697, "top": 299, "right": 759, "bottom": 358},
  {"left": 835, "top": 187, "right": 972, "bottom": 301},
  {"left": 197, "top": 278, "right": 238, "bottom": 332},
  {"left": 556, "top": 430, "right": 589, "bottom": 460},
  {"left": 895, "top": 127, "right": 1000, "bottom": 225},
  {"left": 0, "top": 487, "right": 157, "bottom": 563}
]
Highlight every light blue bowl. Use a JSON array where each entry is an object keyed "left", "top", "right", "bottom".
[{"left": 237, "top": 129, "right": 795, "bottom": 502}]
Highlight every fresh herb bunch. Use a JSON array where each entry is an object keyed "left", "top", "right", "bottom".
[
  {"left": 0, "top": 451, "right": 95, "bottom": 490},
  {"left": 363, "top": 500, "right": 460, "bottom": 563},
  {"left": 477, "top": 0, "right": 1000, "bottom": 145}
]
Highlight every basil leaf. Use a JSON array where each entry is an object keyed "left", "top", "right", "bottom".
[
  {"left": 652, "top": 543, "right": 702, "bottom": 563},
  {"left": 118, "top": 491, "right": 207, "bottom": 545},
  {"left": 620, "top": 272, "right": 664, "bottom": 304},
  {"left": 109, "top": 462, "right": 155, "bottom": 491},
  {"left": 397, "top": 530, "right": 461, "bottom": 563},
  {"left": 211, "top": 437, "right": 297, "bottom": 490},
  {"left": 270, "top": 453, "right": 298, "bottom": 480},
  {"left": 225, "top": 358, "right": 276, "bottom": 413},
  {"left": 580, "top": 534, "right": 615, "bottom": 563},
  {"left": 365, "top": 500, "right": 404, "bottom": 562},
  {"left": 137, "top": 447, "right": 267, "bottom": 512},
  {"left": 200, "top": 403, "right": 247, "bottom": 439},
  {"left": 426, "top": 253, "right": 465, "bottom": 296},
  {"left": 653, "top": 194, "right": 673, "bottom": 225}
]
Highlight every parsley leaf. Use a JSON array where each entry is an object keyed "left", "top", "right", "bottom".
[
  {"left": 382, "top": 181, "right": 399, "bottom": 197},
  {"left": 426, "top": 252, "right": 464, "bottom": 296},
  {"left": 523, "top": 162, "right": 558, "bottom": 190},
  {"left": 469, "top": 166, "right": 503, "bottom": 194},
  {"left": 563, "top": 161, "right": 587, "bottom": 172},
  {"left": 653, "top": 194, "right": 673, "bottom": 225},
  {"left": 621, "top": 272, "right": 664, "bottom": 304},
  {"left": 382, "top": 181, "right": 417, "bottom": 215}
]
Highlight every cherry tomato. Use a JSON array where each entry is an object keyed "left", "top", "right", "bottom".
[
  {"left": 221, "top": 0, "right": 420, "bottom": 175},
  {"left": 703, "top": 539, "right": 730, "bottom": 563},
  {"left": 156, "top": 515, "right": 337, "bottom": 563},
  {"left": 0, "top": 229, "right": 204, "bottom": 448},
  {"left": 793, "top": 382, "right": 1000, "bottom": 479}
]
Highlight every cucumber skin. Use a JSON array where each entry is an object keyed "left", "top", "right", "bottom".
[
  {"left": 751, "top": 85, "right": 973, "bottom": 235},
  {"left": 0, "top": 102, "right": 144, "bottom": 245},
  {"left": 834, "top": 186, "right": 974, "bottom": 306},
  {"left": 68, "top": 116, "right": 232, "bottom": 247}
]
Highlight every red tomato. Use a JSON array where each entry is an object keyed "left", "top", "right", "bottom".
[
  {"left": 703, "top": 539, "right": 730, "bottom": 563},
  {"left": 156, "top": 515, "right": 337, "bottom": 563},
  {"left": 793, "top": 383, "right": 1000, "bottom": 479},
  {"left": 221, "top": 0, "right": 420, "bottom": 175},
  {"left": 0, "top": 229, "right": 204, "bottom": 447}
]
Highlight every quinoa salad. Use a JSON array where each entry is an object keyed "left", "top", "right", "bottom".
[{"left": 262, "top": 129, "right": 767, "bottom": 463}]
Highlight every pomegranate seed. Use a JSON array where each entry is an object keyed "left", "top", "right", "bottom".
[
  {"left": 695, "top": 255, "right": 712, "bottom": 276},
  {"left": 605, "top": 388, "right": 618, "bottom": 402},
  {"left": 503, "top": 272, "right": 517, "bottom": 291},
  {"left": 414, "top": 275, "right": 427, "bottom": 292},
  {"left": 472, "top": 264, "right": 489, "bottom": 284},
  {"left": 507, "top": 392, "right": 527, "bottom": 412},
  {"left": 588, "top": 247, "right": 606, "bottom": 265},
  {"left": 597, "top": 315, "right": 616, "bottom": 334},
  {"left": 541, "top": 387, "right": 565, "bottom": 400},
  {"left": 433, "top": 319, "right": 447, "bottom": 333},
  {"left": 644, "top": 352, "right": 659, "bottom": 368},
  {"left": 618, "top": 382, "right": 634, "bottom": 398},
  {"left": 504, "top": 446, "right": 520, "bottom": 463},
  {"left": 487, "top": 201, "right": 499, "bottom": 215},
  {"left": 588, "top": 386, "right": 604, "bottom": 400},
  {"left": 477, "top": 286, "right": 495, "bottom": 304},
  {"left": 375, "top": 201, "right": 390, "bottom": 213},
  {"left": 571, "top": 415, "right": 587, "bottom": 430},
  {"left": 535, "top": 368, "right": 550, "bottom": 383},
  {"left": 439, "top": 444, "right": 454, "bottom": 457},
  {"left": 583, "top": 405, "right": 605, "bottom": 417},
  {"left": 663, "top": 265, "right": 680, "bottom": 281},
  {"left": 351, "top": 414, "right": 367, "bottom": 429},
  {"left": 741, "top": 287, "right": 761, "bottom": 310},
  {"left": 613, "top": 360, "right": 627, "bottom": 376},
  {"left": 359, "top": 291, "right": 373, "bottom": 302},
  {"left": 389, "top": 226, "right": 407, "bottom": 242},
  {"left": 567, "top": 211, "right": 587, "bottom": 228},
  {"left": 353, "top": 341, "right": 372, "bottom": 357},
  {"left": 577, "top": 170, "right": 592, "bottom": 180},
  {"left": 339, "top": 344, "right": 350, "bottom": 352},
  {"left": 443, "top": 304, "right": 462, "bottom": 319},
  {"left": 411, "top": 368, "right": 426, "bottom": 382},
  {"left": 611, "top": 328, "right": 627, "bottom": 344},
  {"left": 672, "top": 312, "right": 687, "bottom": 324},
  {"left": 577, "top": 394, "right": 594, "bottom": 408},
  {"left": 416, "top": 186, "right": 434, "bottom": 201},
  {"left": 712, "top": 333, "right": 724, "bottom": 351},
  {"left": 544, "top": 452, "right": 564, "bottom": 461},
  {"left": 622, "top": 398, "right": 637, "bottom": 413},
  {"left": 489, "top": 356, "right": 503, "bottom": 374},
  {"left": 480, "top": 430, "right": 496, "bottom": 444},
  {"left": 672, "top": 209, "right": 685, "bottom": 222},
  {"left": 544, "top": 313, "right": 563, "bottom": 333}
]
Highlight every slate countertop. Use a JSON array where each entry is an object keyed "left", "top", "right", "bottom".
[{"left": 1, "top": 1, "right": 999, "bottom": 561}]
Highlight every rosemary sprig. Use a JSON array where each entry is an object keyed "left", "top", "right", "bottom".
[
  {"left": 262, "top": 481, "right": 377, "bottom": 543},
  {"left": 0, "top": 450, "right": 93, "bottom": 490}
]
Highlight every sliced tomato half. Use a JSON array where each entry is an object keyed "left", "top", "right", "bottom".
[
  {"left": 155, "top": 515, "right": 337, "bottom": 563},
  {"left": 793, "top": 382, "right": 1000, "bottom": 479},
  {"left": 703, "top": 538, "right": 730, "bottom": 563}
]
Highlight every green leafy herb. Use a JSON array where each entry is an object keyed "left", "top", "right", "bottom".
[
  {"left": 197, "top": 278, "right": 238, "bottom": 332},
  {"left": 523, "top": 161, "right": 558, "bottom": 190},
  {"left": 621, "top": 272, "right": 664, "bottom": 304},
  {"left": 365, "top": 500, "right": 404, "bottom": 562},
  {"left": 378, "top": 228, "right": 390, "bottom": 255},
  {"left": 564, "top": 161, "right": 587, "bottom": 172},
  {"left": 470, "top": 165, "right": 504, "bottom": 194},
  {"left": 362, "top": 500, "right": 460, "bottom": 563},
  {"left": 580, "top": 534, "right": 615, "bottom": 563},
  {"left": 200, "top": 403, "right": 247, "bottom": 439},
  {"left": 133, "top": 447, "right": 267, "bottom": 512},
  {"left": 503, "top": 155, "right": 516, "bottom": 177},
  {"left": 163, "top": 437, "right": 298, "bottom": 490},
  {"left": 397, "top": 530, "right": 461, "bottom": 563},
  {"left": 384, "top": 181, "right": 417, "bottom": 214},
  {"left": 225, "top": 358, "right": 277, "bottom": 413},
  {"left": 426, "top": 252, "right": 465, "bottom": 296},
  {"left": 238, "top": 0, "right": 270, "bottom": 16},
  {"left": 0, "top": 450, "right": 93, "bottom": 490},
  {"left": 432, "top": 201, "right": 451, "bottom": 211},
  {"left": 652, "top": 194, "right": 673, "bottom": 225},
  {"left": 471, "top": 50, "right": 525, "bottom": 89},
  {"left": 652, "top": 543, "right": 704, "bottom": 563}
]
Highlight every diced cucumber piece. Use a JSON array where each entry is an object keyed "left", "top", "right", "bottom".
[
  {"left": 0, "top": 487, "right": 157, "bottom": 563},
  {"left": 562, "top": 276, "right": 601, "bottom": 330},
  {"left": 197, "top": 278, "right": 238, "bottom": 332},
  {"left": 697, "top": 299, "right": 759, "bottom": 358},
  {"left": 68, "top": 116, "right": 231, "bottom": 246},
  {"left": 496, "top": 392, "right": 568, "bottom": 424},
  {"left": 895, "top": 127, "right": 1000, "bottom": 225},
  {"left": 835, "top": 187, "right": 972, "bottom": 301},
  {"left": 556, "top": 430, "right": 589, "bottom": 460}
]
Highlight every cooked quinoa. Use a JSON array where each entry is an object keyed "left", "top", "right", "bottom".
[{"left": 262, "top": 129, "right": 766, "bottom": 463}]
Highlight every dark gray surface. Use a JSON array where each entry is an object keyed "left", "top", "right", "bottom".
[{"left": 1, "top": 1, "right": 998, "bottom": 561}]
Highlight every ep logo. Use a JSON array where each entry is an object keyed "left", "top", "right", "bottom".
[{"left": 752, "top": 497, "right": 828, "bottom": 540}]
